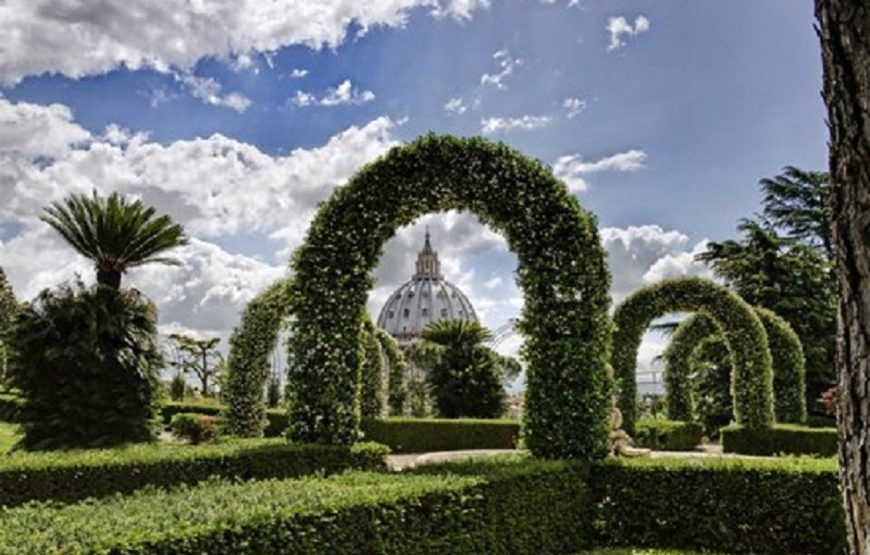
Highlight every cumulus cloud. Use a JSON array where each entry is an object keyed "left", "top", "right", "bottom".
[
  {"left": 562, "top": 97, "right": 587, "bottom": 118},
  {"left": 292, "top": 80, "right": 376, "bottom": 107},
  {"left": 552, "top": 149, "right": 646, "bottom": 192},
  {"left": 480, "top": 49, "right": 521, "bottom": 89},
  {"left": 290, "top": 68, "right": 309, "bottom": 78},
  {"left": 0, "top": 1, "right": 494, "bottom": 85},
  {"left": 481, "top": 114, "right": 551, "bottom": 134},
  {"left": 175, "top": 73, "right": 252, "bottom": 112},
  {"left": 606, "top": 15, "right": 650, "bottom": 51},
  {"left": 444, "top": 97, "right": 468, "bottom": 114}
]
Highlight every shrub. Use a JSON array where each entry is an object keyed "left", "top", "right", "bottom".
[
  {"left": 288, "top": 134, "right": 611, "bottom": 460},
  {"left": 161, "top": 401, "right": 222, "bottom": 425},
  {"left": 359, "top": 317, "right": 387, "bottom": 419},
  {"left": 265, "top": 375, "right": 281, "bottom": 408},
  {"left": 169, "top": 373, "right": 186, "bottom": 401},
  {"left": 0, "top": 458, "right": 591, "bottom": 554},
  {"left": 170, "top": 413, "right": 218, "bottom": 444},
  {"left": 0, "top": 439, "right": 388, "bottom": 508},
  {"left": 7, "top": 283, "right": 161, "bottom": 450},
  {"left": 361, "top": 417, "right": 519, "bottom": 453},
  {"left": 633, "top": 419, "right": 702, "bottom": 451},
  {"left": 590, "top": 456, "right": 843, "bottom": 555},
  {"left": 720, "top": 423, "right": 838, "bottom": 456},
  {"left": 0, "top": 392, "right": 23, "bottom": 422}
]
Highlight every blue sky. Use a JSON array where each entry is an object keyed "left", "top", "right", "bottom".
[{"left": 0, "top": 0, "right": 827, "bottom": 375}]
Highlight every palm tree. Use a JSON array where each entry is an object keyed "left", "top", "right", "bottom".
[{"left": 42, "top": 191, "right": 188, "bottom": 289}]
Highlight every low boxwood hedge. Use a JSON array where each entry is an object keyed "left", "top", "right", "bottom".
[
  {"left": 633, "top": 419, "right": 703, "bottom": 451},
  {"left": 590, "top": 456, "right": 843, "bottom": 555},
  {"left": 361, "top": 417, "right": 520, "bottom": 453},
  {"left": 0, "top": 459, "right": 592, "bottom": 554},
  {"left": 720, "top": 424, "right": 838, "bottom": 457},
  {"left": 0, "top": 439, "right": 388, "bottom": 508}
]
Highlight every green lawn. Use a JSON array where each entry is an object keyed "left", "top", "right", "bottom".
[{"left": 0, "top": 421, "right": 20, "bottom": 453}]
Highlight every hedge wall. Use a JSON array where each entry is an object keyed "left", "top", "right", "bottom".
[
  {"left": 612, "top": 277, "right": 774, "bottom": 435},
  {"left": 721, "top": 424, "right": 838, "bottom": 457},
  {"left": 0, "top": 439, "right": 387, "bottom": 508},
  {"left": 590, "top": 456, "right": 843, "bottom": 555},
  {"left": 633, "top": 419, "right": 703, "bottom": 451},
  {"left": 0, "top": 460, "right": 592, "bottom": 554},
  {"left": 664, "top": 308, "right": 806, "bottom": 424},
  {"left": 223, "top": 280, "right": 293, "bottom": 437},
  {"left": 361, "top": 417, "right": 520, "bottom": 453},
  {"left": 288, "top": 134, "right": 612, "bottom": 459}
]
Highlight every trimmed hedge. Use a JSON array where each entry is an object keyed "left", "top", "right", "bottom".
[
  {"left": 633, "top": 419, "right": 703, "bottom": 451},
  {"left": 0, "top": 439, "right": 388, "bottom": 508},
  {"left": 288, "top": 134, "right": 612, "bottom": 459},
  {"left": 612, "top": 277, "right": 774, "bottom": 434},
  {"left": 590, "top": 456, "right": 843, "bottom": 555},
  {"left": 721, "top": 424, "right": 838, "bottom": 456},
  {"left": 361, "top": 417, "right": 520, "bottom": 453},
  {"left": 0, "top": 459, "right": 592, "bottom": 554}
]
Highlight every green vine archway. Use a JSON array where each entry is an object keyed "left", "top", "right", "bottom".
[
  {"left": 664, "top": 307, "right": 806, "bottom": 424},
  {"left": 612, "top": 277, "right": 774, "bottom": 434},
  {"left": 288, "top": 134, "right": 612, "bottom": 459}
]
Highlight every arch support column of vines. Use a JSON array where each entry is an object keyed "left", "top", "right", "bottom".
[
  {"left": 288, "top": 134, "right": 612, "bottom": 459},
  {"left": 612, "top": 276, "right": 774, "bottom": 435},
  {"left": 224, "top": 280, "right": 293, "bottom": 437},
  {"left": 665, "top": 306, "right": 806, "bottom": 424}
]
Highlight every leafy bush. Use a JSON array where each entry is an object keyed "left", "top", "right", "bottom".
[
  {"left": 590, "top": 456, "right": 843, "bottom": 555},
  {"left": 720, "top": 423, "right": 838, "bottom": 456},
  {"left": 0, "top": 458, "right": 591, "bottom": 554},
  {"left": 0, "top": 392, "right": 23, "bottom": 422},
  {"left": 633, "top": 419, "right": 702, "bottom": 451},
  {"left": 361, "top": 417, "right": 519, "bottom": 453},
  {"left": 359, "top": 316, "right": 387, "bottom": 419},
  {"left": 288, "top": 134, "right": 611, "bottom": 459},
  {"left": 160, "top": 401, "right": 222, "bottom": 424},
  {"left": 0, "top": 439, "right": 388, "bottom": 508},
  {"left": 170, "top": 413, "right": 218, "bottom": 444},
  {"left": 612, "top": 277, "right": 774, "bottom": 434},
  {"left": 168, "top": 373, "right": 187, "bottom": 401},
  {"left": 7, "top": 283, "right": 161, "bottom": 450},
  {"left": 265, "top": 375, "right": 281, "bottom": 408}
]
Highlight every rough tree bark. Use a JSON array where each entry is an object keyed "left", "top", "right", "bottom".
[{"left": 816, "top": 1, "right": 870, "bottom": 553}]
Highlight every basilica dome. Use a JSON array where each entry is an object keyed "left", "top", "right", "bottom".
[{"left": 377, "top": 231, "right": 478, "bottom": 344}]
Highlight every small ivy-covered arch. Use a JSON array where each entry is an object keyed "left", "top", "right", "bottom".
[
  {"left": 224, "top": 280, "right": 294, "bottom": 437},
  {"left": 288, "top": 134, "right": 612, "bottom": 459},
  {"left": 612, "top": 276, "right": 774, "bottom": 434},
  {"left": 664, "top": 307, "right": 806, "bottom": 424}
]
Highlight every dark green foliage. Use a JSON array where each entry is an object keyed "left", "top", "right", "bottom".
[
  {"left": 375, "top": 327, "right": 407, "bottom": 414},
  {"left": 0, "top": 458, "right": 592, "bottom": 554},
  {"left": 359, "top": 317, "right": 387, "bottom": 419},
  {"left": 590, "top": 456, "right": 843, "bottom": 555},
  {"left": 0, "top": 392, "right": 23, "bottom": 422},
  {"left": 698, "top": 220, "right": 835, "bottom": 415},
  {"left": 224, "top": 280, "right": 293, "bottom": 437},
  {"left": 161, "top": 401, "right": 222, "bottom": 424},
  {"left": 169, "top": 413, "right": 218, "bottom": 444},
  {"left": 169, "top": 373, "right": 186, "bottom": 401},
  {"left": 7, "top": 283, "right": 161, "bottom": 450},
  {"left": 168, "top": 334, "right": 222, "bottom": 397},
  {"left": 759, "top": 166, "right": 831, "bottom": 256},
  {"left": 288, "top": 134, "right": 611, "bottom": 459},
  {"left": 632, "top": 419, "right": 703, "bottom": 451},
  {"left": 612, "top": 277, "right": 774, "bottom": 434},
  {"left": 41, "top": 191, "right": 188, "bottom": 289},
  {"left": 0, "top": 267, "right": 18, "bottom": 383},
  {"left": 721, "top": 423, "right": 838, "bottom": 456},
  {"left": 690, "top": 337, "right": 733, "bottom": 437},
  {"left": 416, "top": 320, "right": 509, "bottom": 419},
  {"left": 265, "top": 374, "right": 281, "bottom": 408},
  {"left": 665, "top": 307, "right": 807, "bottom": 424},
  {"left": 361, "top": 417, "right": 520, "bottom": 453},
  {"left": 0, "top": 439, "right": 388, "bottom": 509}
]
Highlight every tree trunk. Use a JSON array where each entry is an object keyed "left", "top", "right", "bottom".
[
  {"left": 96, "top": 268, "right": 122, "bottom": 290},
  {"left": 816, "top": 2, "right": 870, "bottom": 553}
]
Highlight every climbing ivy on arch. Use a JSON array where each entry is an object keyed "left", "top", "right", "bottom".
[
  {"left": 664, "top": 306, "right": 807, "bottom": 424},
  {"left": 612, "top": 276, "right": 774, "bottom": 435},
  {"left": 288, "top": 134, "right": 612, "bottom": 459}
]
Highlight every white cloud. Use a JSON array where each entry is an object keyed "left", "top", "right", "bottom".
[
  {"left": 444, "top": 97, "right": 468, "bottom": 114},
  {"left": 292, "top": 79, "right": 375, "bottom": 107},
  {"left": 563, "top": 97, "right": 587, "bottom": 118},
  {"left": 481, "top": 114, "right": 551, "bottom": 134},
  {"left": 480, "top": 49, "right": 521, "bottom": 89},
  {"left": 552, "top": 149, "right": 646, "bottom": 192},
  {"left": 175, "top": 74, "right": 252, "bottom": 112},
  {"left": 0, "top": 100, "right": 90, "bottom": 158},
  {"left": 290, "top": 68, "right": 309, "bottom": 78},
  {"left": 606, "top": 15, "right": 650, "bottom": 51},
  {"left": 0, "top": 0, "right": 493, "bottom": 85}
]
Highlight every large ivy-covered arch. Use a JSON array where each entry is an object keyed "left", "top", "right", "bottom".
[
  {"left": 288, "top": 134, "right": 612, "bottom": 459},
  {"left": 612, "top": 276, "right": 774, "bottom": 434},
  {"left": 664, "top": 306, "right": 806, "bottom": 424}
]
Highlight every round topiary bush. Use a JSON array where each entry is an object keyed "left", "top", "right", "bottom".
[
  {"left": 223, "top": 280, "right": 293, "bottom": 437},
  {"left": 612, "top": 276, "right": 774, "bottom": 435},
  {"left": 665, "top": 306, "right": 806, "bottom": 424},
  {"left": 288, "top": 134, "right": 612, "bottom": 459}
]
